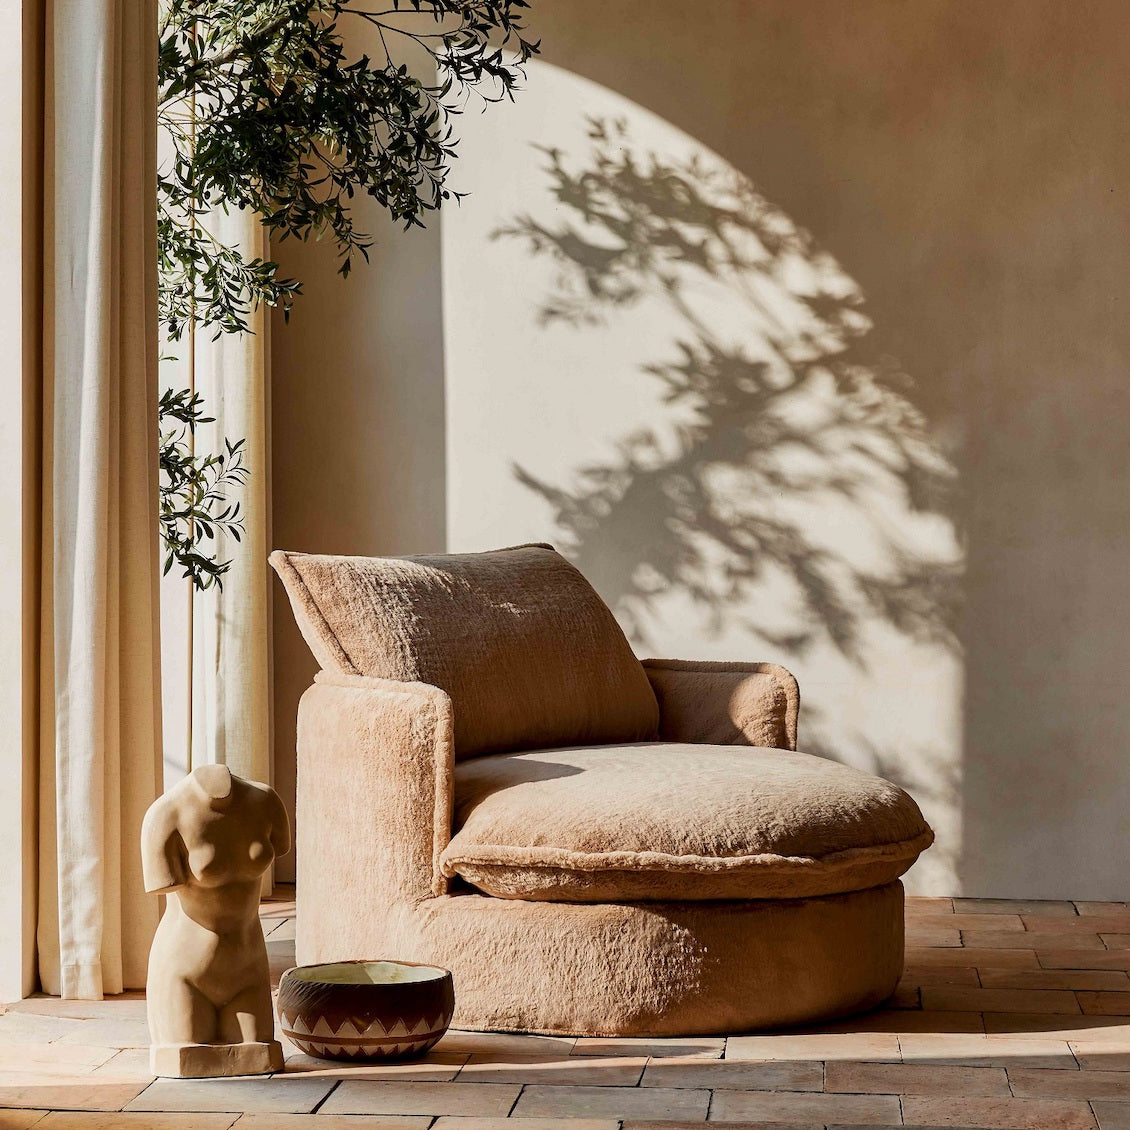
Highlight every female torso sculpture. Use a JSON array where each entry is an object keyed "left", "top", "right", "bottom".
[{"left": 141, "top": 764, "right": 291, "bottom": 1077}]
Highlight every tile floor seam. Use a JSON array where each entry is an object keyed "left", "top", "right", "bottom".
[
  {"left": 309, "top": 1077, "right": 343, "bottom": 1114},
  {"left": 126, "top": 1077, "right": 161, "bottom": 1112},
  {"left": 506, "top": 1082, "right": 525, "bottom": 1117}
]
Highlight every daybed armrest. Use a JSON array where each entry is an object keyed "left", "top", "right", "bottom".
[
  {"left": 641, "top": 659, "right": 800, "bottom": 751},
  {"left": 296, "top": 671, "right": 455, "bottom": 904}
]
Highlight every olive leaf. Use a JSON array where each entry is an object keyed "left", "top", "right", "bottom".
[{"left": 158, "top": 0, "right": 539, "bottom": 588}]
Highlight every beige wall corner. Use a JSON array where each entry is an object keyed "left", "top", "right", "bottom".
[
  {"left": 268, "top": 203, "right": 446, "bottom": 879},
  {"left": 268, "top": 36, "right": 446, "bottom": 880}
]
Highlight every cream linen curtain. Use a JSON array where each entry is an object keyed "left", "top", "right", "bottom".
[
  {"left": 157, "top": 206, "right": 273, "bottom": 829},
  {"left": 188, "top": 205, "right": 273, "bottom": 796},
  {"left": 156, "top": 204, "right": 274, "bottom": 885},
  {"left": 37, "top": 0, "right": 163, "bottom": 998}
]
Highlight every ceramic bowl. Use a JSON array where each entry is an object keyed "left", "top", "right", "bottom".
[{"left": 277, "top": 960, "right": 455, "bottom": 1061}]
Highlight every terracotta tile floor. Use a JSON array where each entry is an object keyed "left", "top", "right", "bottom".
[{"left": 4, "top": 894, "right": 1130, "bottom": 1127}]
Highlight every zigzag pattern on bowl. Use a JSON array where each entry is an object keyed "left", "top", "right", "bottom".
[{"left": 279, "top": 1010, "right": 450, "bottom": 1060}]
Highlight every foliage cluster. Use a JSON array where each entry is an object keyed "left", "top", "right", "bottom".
[{"left": 158, "top": 0, "right": 537, "bottom": 586}]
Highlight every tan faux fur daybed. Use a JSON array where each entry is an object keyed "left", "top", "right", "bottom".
[{"left": 271, "top": 543, "right": 933, "bottom": 1037}]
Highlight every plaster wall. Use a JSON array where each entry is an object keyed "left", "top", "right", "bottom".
[
  {"left": 269, "top": 42, "right": 445, "bottom": 881},
  {"left": 272, "top": 1, "right": 1130, "bottom": 898}
]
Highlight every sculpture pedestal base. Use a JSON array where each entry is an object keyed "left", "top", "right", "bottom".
[{"left": 150, "top": 1040, "right": 284, "bottom": 1078}]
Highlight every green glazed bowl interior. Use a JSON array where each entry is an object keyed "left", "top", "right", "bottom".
[{"left": 289, "top": 961, "right": 449, "bottom": 986}]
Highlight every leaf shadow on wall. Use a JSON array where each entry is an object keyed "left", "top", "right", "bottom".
[{"left": 495, "top": 118, "right": 963, "bottom": 674}]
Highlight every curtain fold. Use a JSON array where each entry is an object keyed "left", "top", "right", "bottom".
[
  {"left": 190, "top": 205, "right": 274, "bottom": 796},
  {"left": 156, "top": 205, "right": 274, "bottom": 887},
  {"left": 154, "top": 101, "right": 273, "bottom": 886},
  {"left": 37, "top": 0, "right": 162, "bottom": 999}
]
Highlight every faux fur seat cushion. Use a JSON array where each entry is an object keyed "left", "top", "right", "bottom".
[
  {"left": 270, "top": 544, "right": 659, "bottom": 757},
  {"left": 441, "top": 744, "right": 934, "bottom": 901}
]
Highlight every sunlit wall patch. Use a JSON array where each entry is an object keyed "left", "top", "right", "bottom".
[{"left": 442, "top": 59, "right": 964, "bottom": 895}]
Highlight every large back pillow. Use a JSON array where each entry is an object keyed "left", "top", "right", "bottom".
[{"left": 270, "top": 544, "right": 660, "bottom": 758}]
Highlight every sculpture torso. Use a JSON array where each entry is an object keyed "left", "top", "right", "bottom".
[
  {"left": 141, "top": 765, "right": 290, "bottom": 1059},
  {"left": 163, "top": 768, "right": 280, "bottom": 929}
]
